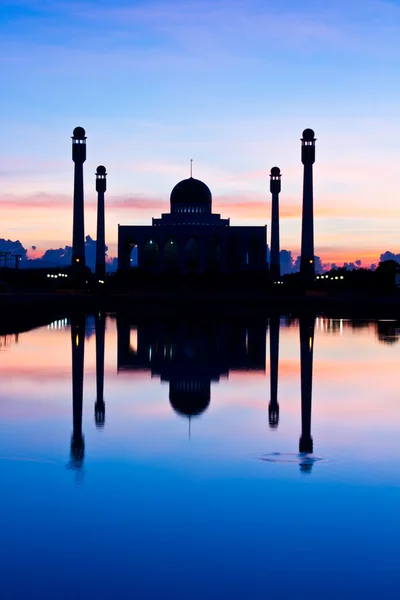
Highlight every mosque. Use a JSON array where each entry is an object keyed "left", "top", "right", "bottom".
[
  {"left": 70, "top": 126, "right": 316, "bottom": 281},
  {"left": 118, "top": 175, "right": 267, "bottom": 273}
]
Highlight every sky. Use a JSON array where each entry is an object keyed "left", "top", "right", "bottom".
[{"left": 1, "top": 0, "right": 400, "bottom": 265}]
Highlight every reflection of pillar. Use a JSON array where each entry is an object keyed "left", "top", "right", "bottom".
[
  {"left": 268, "top": 316, "right": 280, "bottom": 428},
  {"left": 95, "top": 312, "right": 106, "bottom": 428},
  {"left": 299, "top": 315, "right": 314, "bottom": 453},
  {"left": 70, "top": 315, "right": 85, "bottom": 468}
]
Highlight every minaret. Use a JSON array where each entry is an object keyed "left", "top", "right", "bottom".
[
  {"left": 268, "top": 315, "right": 280, "bottom": 428},
  {"left": 70, "top": 314, "right": 85, "bottom": 469},
  {"left": 300, "top": 128, "right": 316, "bottom": 282},
  {"left": 299, "top": 314, "right": 315, "bottom": 454},
  {"left": 94, "top": 312, "right": 106, "bottom": 428},
  {"left": 71, "top": 126, "right": 86, "bottom": 276},
  {"left": 269, "top": 167, "right": 281, "bottom": 282},
  {"left": 95, "top": 165, "right": 107, "bottom": 281}
]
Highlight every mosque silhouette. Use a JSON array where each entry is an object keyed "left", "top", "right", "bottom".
[
  {"left": 70, "top": 126, "right": 317, "bottom": 282},
  {"left": 68, "top": 313, "right": 316, "bottom": 471}
]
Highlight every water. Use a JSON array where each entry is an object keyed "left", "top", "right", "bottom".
[{"left": 1, "top": 314, "right": 400, "bottom": 599}]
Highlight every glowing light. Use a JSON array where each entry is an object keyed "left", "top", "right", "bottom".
[{"left": 309, "top": 336, "right": 313, "bottom": 350}]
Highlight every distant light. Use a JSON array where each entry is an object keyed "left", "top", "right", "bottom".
[
  {"left": 316, "top": 276, "right": 319, "bottom": 279},
  {"left": 47, "top": 274, "right": 50, "bottom": 278},
  {"left": 309, "top": 260, "right": 313, "bottom": 264},
  {"left": 99, "top": 280, "right": 104, "bottom": 284},
  {"left": 340, "top": 276, "right": 344, "bottom": 279},
  {"left": 76, "top": 258, "right": 80, "bottom": 263},
  {"left": 335, "top": 276, "right": 339, "bottom": 280}
]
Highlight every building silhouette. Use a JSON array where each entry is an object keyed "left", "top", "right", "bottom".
[
  {"left": 117, "top": 318, "right": 266, "bottom": 421},
  {"left": 118, "top": 177, "right": 267, "bottom": 273},
  {"left": 268, "top": 315, "right": 280, "bottom": 428},
  {"left": 95, "top": 166, "right": 107, "bottom": 281},
  {"left": 94, "top": 312, "right": 106, "bottom": 428},
  {"left": 69, "top": 314, "right": 85, "bottom": 469},
  {"left": 300, "top": 129, "right": 316, "bottom": 282},
  {"left": 71, "top": 127, "right": 87, "bottom": 277},
  {"left": 67, "top": 126, "right": 319, "bottom": 279},
  {"left": 269, "top": 168, "right": 281, "bottom": 282}
]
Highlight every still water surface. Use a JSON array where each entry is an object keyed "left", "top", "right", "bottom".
[{"left": 1, "top": 315, "right": 400, "bottom": 599}]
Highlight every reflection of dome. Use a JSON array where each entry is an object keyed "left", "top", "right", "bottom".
[
  {"left": 169, "top": 380, "right": 210, "bottom": 417},
  {"left": 270, "top": 166, "right": 281, "bottom": 176},
  {"left": 73, "top": 126, "right": 86, "bottom": 139},
  {"left": 302, "top": 128, "right": 315, "bottom": 141},
  {"left": 96, "top": 165, "right": 106, "bottom": 175},
  {"left": 170, "top": 177, "right": 212, "bottom": 214}
]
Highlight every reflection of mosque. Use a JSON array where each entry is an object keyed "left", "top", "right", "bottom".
[
  {"left": 268, "top": 314, "right": 316, "bottom": 471},
  {"left": 117, "top": 318, "right": 266, "bottom": 422},
  {"left": 67, "top": 313, "right": 316, "bottom": 470},
  {"left": 68, "top": 313, "right": 106, "bottom": 471}
]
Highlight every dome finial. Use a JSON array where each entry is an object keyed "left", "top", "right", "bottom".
[{"left": 190, "top": 158, "right": 193, "bottom": 178}]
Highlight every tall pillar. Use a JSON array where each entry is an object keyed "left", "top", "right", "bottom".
[
  {"left": 268, "top": 315, "right": 280, "bottom": 428},
  {"left": 70, "top": 314, "right": 85, "bottom": 469},
  {"left": 300, "top": 129, "right": 316, "bottom": 282},
  {"left": 71, "top": 126, "right": 86, "bottom": 277},
  {"left": 269, "top": 167, "right": 281, "bottom": 282},
  {"left": 95, "top": 165, "right": 107, "bottom": 281},
  {"left": 94, "top": 312, "right": 106, "bottom": 428},
  {"left": 299, "top": 314, "right": 315, "bottom": 453}
]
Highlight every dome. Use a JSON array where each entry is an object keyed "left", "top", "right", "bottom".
[
  {"left": 96, "top": 165, "right": 106, "bottom": 175},
  {"left": 73, "top": 126, "right": 86, "bottom": 139},
  {"left": 169, "top": 380, "right": 210, "bottom": 418},
  {"left": 302, "top": 128, "right": 315, "bottom": 141},
  {"left": 170, "top": 177, "right": 212, "bottom": 215},
  {"left": 270, "top": 166, "right": 281, "bottom": 176}
]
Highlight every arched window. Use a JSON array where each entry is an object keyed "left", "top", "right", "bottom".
[
  {"left": 227, "top": 237, "right": 242, "bottom": 271},
  {"left": 183, "top": 238, "right": 200, "bottom": 272},
  {"left": 206, "top": 237, "right": 220, "bottom": 271},
  {"left": 130, "top": 244, "right": 138, "bottom": 268},
  {"left": 248, "top": 237, "right": 264, "bottom": 269},
  {"left": 163, "top": 238, "right": 180, "bottom": 270},
  {"left": 142, "top": 239, "right": 159, "bottom": 269}
]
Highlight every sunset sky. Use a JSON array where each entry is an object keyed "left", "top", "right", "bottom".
[{"left": 2, "top": 0, "right": 400, "bottom": 265}]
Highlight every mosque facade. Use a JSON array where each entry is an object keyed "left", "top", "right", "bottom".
[{"left": 117, "top": 177, "right": 267, "bottom": 273}]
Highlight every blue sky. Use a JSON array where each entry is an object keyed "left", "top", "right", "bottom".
[{"left": 1, "top": 0, "right": 400, "bottom": 264}]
